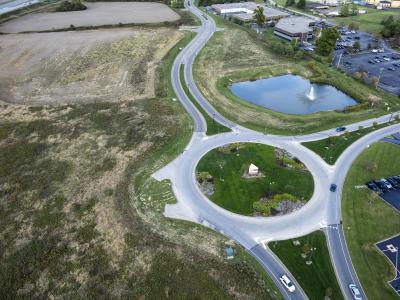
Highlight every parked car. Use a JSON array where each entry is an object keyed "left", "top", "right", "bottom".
[
  {"left": 349, "top": 284, "right": 362, "bottom": 300},
  {"left": 366, "top": 181, "right": 379, "bottom": 191},
  {"left": 387, "top": 177, "right": 398, "bottom": 187},
  {"left": 388, "top": 67, "right": 396, "bottom": 71},
  {"left": 280, "top": 275, "right": 296, "bottom": 292},
  {"left": 330, "top": 184, "right": 337, "bottom": 192},
  {"left": 373, "top": 180, "right": 388, "bottom": 193},
  {"left": 336, "top": 126, "right": 346, "bottom": 132},
  {"left": 381, "top": 178, "right": 393, "bottom": 189}
]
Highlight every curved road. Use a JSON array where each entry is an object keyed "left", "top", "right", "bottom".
[{"left": 154, "top": 1, "right": 400, "bottom": 299}]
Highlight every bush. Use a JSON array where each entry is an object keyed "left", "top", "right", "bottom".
[{"left": 56, "top": 0, "right": 86, "bottom": 12}]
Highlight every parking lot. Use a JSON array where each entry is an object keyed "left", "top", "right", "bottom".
[
  {"left": 332, "top": 29, "right": 400, "bottom": 96},
  {"left": 366, "top": 174, "right": 400, "bottom": 212},
  {"left": 376, "top": 235, "right": 400, "bottom": 295}
]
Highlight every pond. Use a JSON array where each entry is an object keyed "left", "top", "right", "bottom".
[{"left": 230, "top": 74, "right": 358, "bottom": 115}]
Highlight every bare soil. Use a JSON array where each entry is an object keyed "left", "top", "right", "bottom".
[
  {"left": 0, "top": 28, "right": 182, "bottom": 105},
  {"left": 0, "top": 2, "right": 180, "bottom": 33}
]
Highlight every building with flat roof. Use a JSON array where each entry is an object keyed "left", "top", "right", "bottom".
[
  {"left": 365, "top": 0, "right": 400, "bottom": 7},
  {"left": 232, "top": 6, "right": 289, "bottom": 23},
  {"left": 211, "top": 2, "right": 258, "bottom": 14},
  {"left": 274, "top": 16, "right": 315, "bottom": 42}
]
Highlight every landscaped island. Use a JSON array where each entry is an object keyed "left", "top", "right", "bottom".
[{"left": 196, "top": 143, "right": 314, "bottom": 216}]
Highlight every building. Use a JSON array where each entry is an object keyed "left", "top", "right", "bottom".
[
  {"left": 211, "top": 2, "right": 289, "bottom": 23},
  {"left": 211, "top": 2, "right": 258, "bottom": 15},
  {"left": 365, "top": 0, "right": 400, "bottom": 7},
  {"left": 232, "top": 7, "right": 289, "bottom": 23},
  {"left": 274, "top": 17, "right": 316, "bottom": 42},
  {"left": 248, "top": 163, "right": 259, "bottom": 176}
]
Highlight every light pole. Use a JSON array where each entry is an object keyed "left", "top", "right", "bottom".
[{"left": 377, "top": 67, "right": 384, "bottom": 88}]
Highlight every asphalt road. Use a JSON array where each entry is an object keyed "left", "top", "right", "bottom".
[{"left": 155, "top": 1, "right": 400, "bottom": 298}]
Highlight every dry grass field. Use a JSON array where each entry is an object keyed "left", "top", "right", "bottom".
[
  {"left": 0, "top": 2, "right": 180, "bottom": 33},
  {"left": 0, "top": 28, "right": 181, "bottom": 105},
  {"left": 0, "top": 15, "right": 280, "bottom": 298}
]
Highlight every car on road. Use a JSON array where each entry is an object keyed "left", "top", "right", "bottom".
[
  {"left": 336, "top": 126, "right": 346, "bottom": 132},
  {"left": 279, "top": 275, "right": 296, "bottom": 292},
  {"left": 330, "top": 184, "right": 337, "bottom": 192},
  {"left": 349, "top": 284, "right": 362, "bottom": 300}
]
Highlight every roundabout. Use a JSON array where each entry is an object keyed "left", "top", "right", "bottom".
[{"left": 153, "top": 1, "right": 400, "bottom": 299}]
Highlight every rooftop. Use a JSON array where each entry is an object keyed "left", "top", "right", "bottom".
[
  {"left": 211, "top": 2, "right": 258, "bottom": 12},
  {"left": 233, "top": 7, "right": 289, "bottom": 21},
  {"left": 275, "top": 16, "right": 315, "bottom": 34}
]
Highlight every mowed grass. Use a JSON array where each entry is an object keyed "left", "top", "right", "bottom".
[
  {"left": 342, "top": 142, "right": 400, "bottom": 299},
  {"left": 269, "top": 231, "right": 344, "bottom": 300},
  {"left": 196, "top": 143, "right": 314, "bottom": 215},
  {"left": 334, "top": 6, "right": 396, "bottom": 34},
  {"left": 303, "top": 120, "right": 400, "bottom": 164}
]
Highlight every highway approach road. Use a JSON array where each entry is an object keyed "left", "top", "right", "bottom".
[{"left": 153, "top": 1, "right": 400, "bottom": 299}]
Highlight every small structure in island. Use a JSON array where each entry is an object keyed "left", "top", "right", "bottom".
[
  {"left": 225, "top": 246, "right": 235, "bottom": 259},
  {"left": 248, "top": 163, "right": 259, "bottom": 176}
]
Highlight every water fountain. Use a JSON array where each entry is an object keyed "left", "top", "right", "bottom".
[{"left": 307, "top": 86, "right": 316, "bottom": 101}]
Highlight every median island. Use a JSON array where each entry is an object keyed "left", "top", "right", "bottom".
[{"left": 196, "top": 143, "right": 314, "bottom": 216}]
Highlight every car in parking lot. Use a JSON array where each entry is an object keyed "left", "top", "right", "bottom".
[
  {"left": 330, "top": 184, "right": 337, "bottom": 192},
  {"left": 336, "top": 126, "right": 346, "bottom": 132},
  {"left": 387, "top": 177, "right": 398, "bottom": 188},
  {"left": 381, "top": 178, "right": 393, "bottom": 189},
  {"left": 373, "top": 180, "right": 388, "bottom": 193},
  {"left": 279, "top": 275, "right": 295, "bottom": 292},
  {"left": 366, "top": 181, "right": 379, "bottom": 191},
  {"left": 349, "top": 284, "right": 362, "bottom": 300}
]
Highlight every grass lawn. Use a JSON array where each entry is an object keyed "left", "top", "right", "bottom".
[
  {"left": 179, "top": 64, "right": 231, "bottom": 135},
  {"left": 196, "top": 143, "right": 314, "bottom": 215},
  {"left": 302, "top": 119, "right": 400, "bottom": 164},
  {"left": 342, "top": 142, "right": 400, "bottom": 299},
  {"left": 334, "top": 6, "right": 396, "bottom": 34},
  {"left": 269, "top": 231, "right": 344, "bottom": 300},
  {"left": 193, "top": 17, "right": 400, "bottom": 135}
]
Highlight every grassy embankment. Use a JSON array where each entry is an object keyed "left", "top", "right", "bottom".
[
  {"left": 342, "top": 142, "right": 400, "bottom": 300},
  {"left": 179, "top": 64, "right": 230, "bottom": 135},
  {"left": 334, "top": 6, "right": 396, "bottom": 34},
  {"left": 0, "top": 30, "right": 281, "bottom": 299},
  {"left": 196, "top": 143, "right": 313, "bottom": 215},
  {"left": 269, "top": 231, "right": 344, "bottom": 300},
  {"left": 303, "top": 119, "right": 400, "bottom": 164},
  {"left": 194, "top": 11, "right": 400, "bottom": 135}
]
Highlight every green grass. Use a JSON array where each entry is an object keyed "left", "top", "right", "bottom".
[
  {"left": 342, "top": 142, "right": 400, "bottom": 300},
  {"left": 302, "top": 120, "right": 400, "bottom": 164},
  {"left": 179, "top": 64, "right": 230, "bottom": 135},
  {"left": 196, "top": 143, "right": 314, "bottom": 215},
  {"left": 269, "top": 231, "right": 344, "bottom": 300},
  {"left": 334, "top": 6, "right": 396, "bottom": 34}
]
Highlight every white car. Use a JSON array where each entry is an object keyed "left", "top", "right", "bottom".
[
  {"left": 349, "top": 284, "right": 362, "bottom": 300},
  {"left": 280, "top": 275, "right": 296, "bottom": 292}
]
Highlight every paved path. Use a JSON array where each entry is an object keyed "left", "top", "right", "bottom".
[{"left": 154, "top": 1, "right": 400, "bottom": 298}]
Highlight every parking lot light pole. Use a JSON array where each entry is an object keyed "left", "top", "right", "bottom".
[{"left": 377, "top": 67, "right": 384, "bottom": 87}]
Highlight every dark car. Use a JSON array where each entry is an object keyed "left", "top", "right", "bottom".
[
  {"left": 374, "top": 180, "right": 388, "bottom": 193},
  {"left": 388, "top": 177, "right": 399, "bottom": 187},
  {"left": 336, "top": 126, "right": 346, "bottom": 132},
  {"left": 366, "top": 181, "right": 379, "bottom": 191},
  {"left": 330, "top": 184, "right": 337, "bottom": 192},
  {"left": 388, "top": 67, "right": 396, "bottom": 71}
]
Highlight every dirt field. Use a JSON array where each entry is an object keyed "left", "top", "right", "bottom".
[
  {"left": 0, "top": 2, "right": 180, "bottom": 33},
  {"left": 0, "top": 28, "right": 182, "bottom": 105}
]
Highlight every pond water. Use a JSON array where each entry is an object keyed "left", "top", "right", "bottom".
[{"left": 230, "top": 75, "right": 358, "bottom": 115}]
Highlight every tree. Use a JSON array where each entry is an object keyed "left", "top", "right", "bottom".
[
  {"left": 350, "top": 3, "right": 359, "bottom": 16},
  {"left": 340, "top": 4, "right": 350, "bottom": 17},
  {"left": 296, "top": 0, "right": 306, "bottom": 9},
  {"left": 316, "top": 27, "right": 340, "bottom": 56},
  {"left": 371, "top": 76, "right": 379, "bottom": 88},
  {"left": 285, "top": 0, "right": 295, "bottom": 6},
  {"left": 253, "top": 6, "right": 266, "bottom": 31},
  {"left": 353, "top": 40, "right": 361, "bottom": 52}
]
